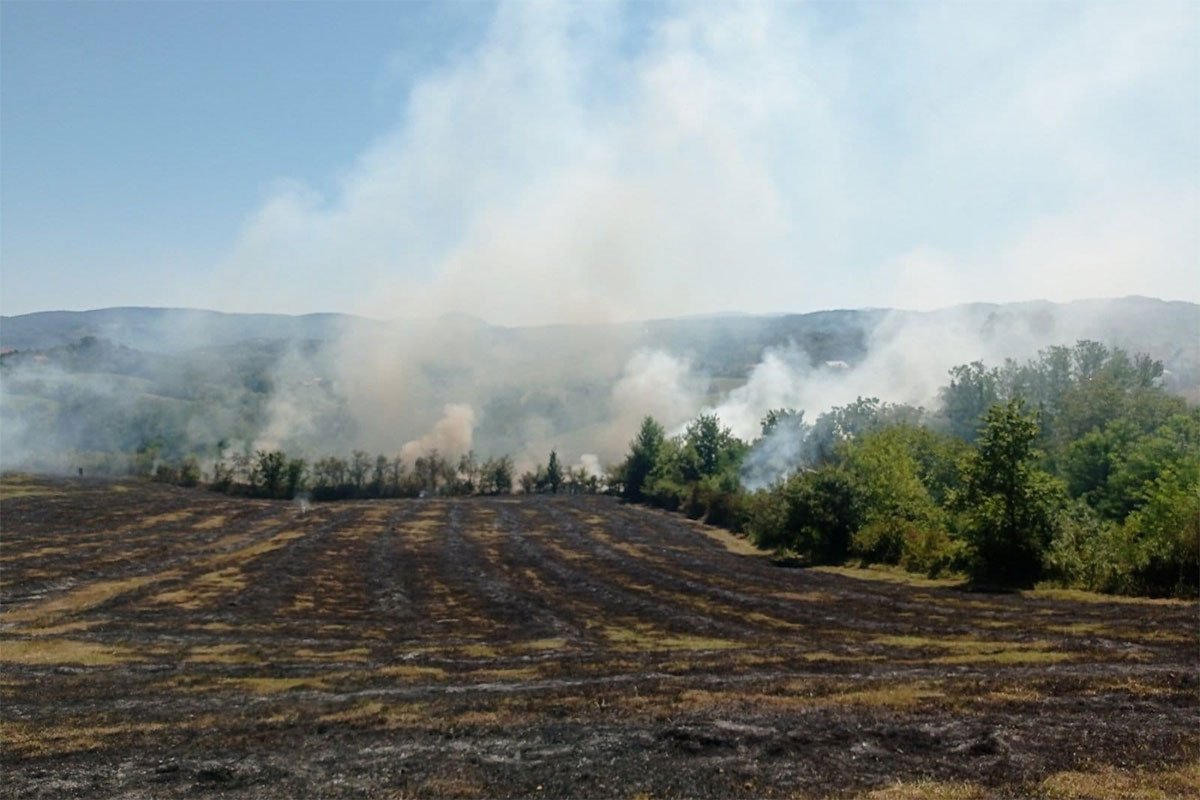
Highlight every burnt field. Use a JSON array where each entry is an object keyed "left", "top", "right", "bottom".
[{"left": 1, "top": 475, "right": 1197, "bottom": 799}]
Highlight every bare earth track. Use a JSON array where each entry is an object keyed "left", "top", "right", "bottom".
[{"left": 1, "top": 475, "right": 1197, "bottom": 799}]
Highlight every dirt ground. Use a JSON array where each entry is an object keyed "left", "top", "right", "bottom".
[{"left": 1, "top": 474, "right": 1197, "bottom": 799}]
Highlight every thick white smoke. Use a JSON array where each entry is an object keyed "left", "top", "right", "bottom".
[{"left": 400, "top": 403, "right": 476, "bottom": 462}]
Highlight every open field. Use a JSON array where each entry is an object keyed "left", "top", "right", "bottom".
[{"left": 1, "top": 475, "right": 1197, "bottom": 799}]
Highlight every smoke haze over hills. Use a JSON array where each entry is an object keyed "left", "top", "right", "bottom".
[{"left": 2, "top": 298, "right": 1196, "bottom": 476}]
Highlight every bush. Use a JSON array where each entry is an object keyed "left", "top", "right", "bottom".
[
  {"left": 179, "top": 457, "right": 202, "bottom": 487},
  {"left": 693, "top": 473, "right": 748, "bottom": 530},
  {"left": 153, "top": 463, "right": 180, "bottom": 484},
  {"left": 1043, "top": 502, "right": 1124, "bottom": 592},
  {"left": 899, "top": 524, "right": 962, "bottom": 577},
  {"left": 746, "top": 466, "right": 860, "bottom": 563},
  {"left": 1119, "top": 466, "right": 1200, "bottom": 596}
]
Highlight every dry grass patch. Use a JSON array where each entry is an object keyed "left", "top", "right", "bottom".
[
  {"left": 209, "top": 528, "right": 305, "bottom": 564},
  {"left": 377, "top": 664, "right": 449, "bottom": 680},
  {"left": 1043, "top": 621, "right": 1194, "bottom": 644},
  {"left": 689, "top": 522, "right": 765, "bottom": 558},
  {"left": 658, "top": 652, "right": 784, "bottom": 672},
  {"left": 291, "top": 593, "right": 315, "bottom": 612},
  {"left": 660, "top": 680, "right": 945, "bottom": 714},
  {"left": 601, "top": 623, "right": 739, "bottom": 652},
  {"left": 607, "top": 539, "right": 650, "bottom": 558},
  {"left": 218, "top": 676, "right": 329, "bottom": 694},
  {"left": 412, "top": 776, "right": 488, "bottom": 799},
  {"left": 1085, "top": 676, "right": 1177, "bottom": 698},
  {"left": 540, "top": 539, "right": 587, "bottom": 562},
  {"left": 396, "top": 515, "right": 445, "bottom": 544},
  {"left": 13, "top": 619, "right": 99, "bottom": 636},
  {"left": 1124, "top": 628, "right": 1195, "bottom": 644},
  {"left": 774, "top": 590, "right": 834, "bottom": 602},
  {"left": 192, "top": 515, "right": 228, "bottom": 530},
  {"left": 152, "top": 566, "right": 246, "bottom": 609},
  {"left": 186, "top": 643, "right": 258, "bottom": 664},
  {"left": 0, "top": 637, "right": 137, "bottom": 665},
  {"left": 872, "top": 634, "right": 1069, "bottom": 665},
  {"left": 321, "top": 699, "right": 428, "bottom": 729},
  {"left": 800, "top": 650, "right": 876, "bottom": 663},
  {"left": 826, "top": 682, "right": 945, "bottom": 709},
  {"left": 1, "top": 718, "right": 172, "bottom": 758},
  {"left": 934, "top": 648, "right": 1069, "bottom": 665},
  {"left": 455, "top": 643, "right": 501, "bottom": 658},
  {"left": 149, "top": 529, "right": 307, "bottom": 608},
  {"left": 1048, "top": 621, "right": 1119, "bottom": 636},
  {"left": 981, "top": 686, "right": 1043, "bottom": 704},
  {"left": 0, "top": 478, "right": 62, "bottom": 499},
  {"left": 514, "top": 636, "right": 569, "bottom": 652},
  {"left": 813, "top": 565, "right": 965, "bottom": 588},
  {"left": 4, "top": 571, "right": 180, "bottom": 623},
  {"left": 451, "top": 708, "right": 524, "bottom": 727},
  {"left": 1039, "top": 762, "right": 1200, "bottom": 799},
  {"left": 861, "top": 780, "right": 986, "bottom": 799},
  {"left": 319, "top": 700, "right": 388, "bottom": 725},
  {"left": 136, "top": 510, "right": 193, "bottom": 528},
  {"left": 1, "top": 544, "right": 69, "bottom": 561},
  {"left": 469, "top": 666, "right": 544, "bottom": 681},
  {"left": 293, "top": 646, "right": 370, "bottom": 662},
  {"left": 1026, "top": 587, "right": 1190, "bottom": 606},
  {"left": 744, "top": 610, "right": 804, "bottom": 630}
]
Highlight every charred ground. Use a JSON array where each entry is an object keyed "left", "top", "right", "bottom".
[{"left": 1, "top": 475, "right": 1197, "bottom": 799}]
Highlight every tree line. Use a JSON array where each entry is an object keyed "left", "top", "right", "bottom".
[
  {"left": 153, "top": 447, "right": 602, "bottom": 500},
  {"left": 610, "top": 341, "right": 1197, "bottom": 597}
]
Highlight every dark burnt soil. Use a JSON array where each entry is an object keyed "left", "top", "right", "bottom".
[{"left": 1, "top": 475, "right": 1197, "bottom": 799}]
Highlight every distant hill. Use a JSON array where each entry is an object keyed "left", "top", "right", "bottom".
[
  {"left": 6, "top": 297, "right": 1194, "bottom": 367},
  {"left": 0, "top": 307, "right": 373, "bottom": 353}
]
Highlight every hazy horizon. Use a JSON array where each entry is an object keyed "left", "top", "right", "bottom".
[{"left": 3, "top": 293, "right": 1195, "bottom": 328}]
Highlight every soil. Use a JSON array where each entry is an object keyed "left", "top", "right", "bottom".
[{"left": 1, "top": 476, "right": 1197, "bottom": 799}]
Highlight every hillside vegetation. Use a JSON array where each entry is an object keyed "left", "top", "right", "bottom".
[{"left": 612, "top": 341, "right": 1197, "bottom": 597}]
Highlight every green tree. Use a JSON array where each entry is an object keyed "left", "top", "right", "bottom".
[
  {"left": 842, "top": 428, "right": 954, "bottom": 574},
  {"left": 545, "top": 450, "right": 563, "bottom": 494},
  {"left": 761, "top": 408, "right": 806, "bottom": 438},
  {"left": 388, "top": 456, "right": 408, "bottom": 496},
  {"left": 349, "top": 450, "right": 371, "bottom": 494},
  {"left": 178, "top": 456, "right": 202, "bottom": 488},
  {"left": 939, "top": 362, "right": 1000, "bottom": 442},
  {"left": 372, "top": 454, "right": 389, "bottom": 496},
  {"left": 682, "top": 414, "right": 739, "bottom": 480},
  {"left": 481, "top": 455, "right": 514, "bottom": 495},
  {"left": 455, "top": 451, "right": 480, "bottom": 495},
  {"left": 804, "top": 398, "right": 922, "bottom": 464},
  {"left": 621, "top": 417, "right": 665, "bottom": 502},
  {"left": 959, "top": 399, "right": 1062, "bottom": 585},
  {"left": 748, "top": 466, "right": 861, "bottom": 563},
  {"left": 284, "top": 457, "right": 307, "bottom": 499},
  {"left": 1118, "top": 461, "right": 1200, "bottom": 595},
  {"left": 255, "top": 450, "right": 287, "bottom": 498}
]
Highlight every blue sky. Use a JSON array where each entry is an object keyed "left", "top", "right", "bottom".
[{"left": 2, "top": 1, "right": 1196, "bottom": 322}]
